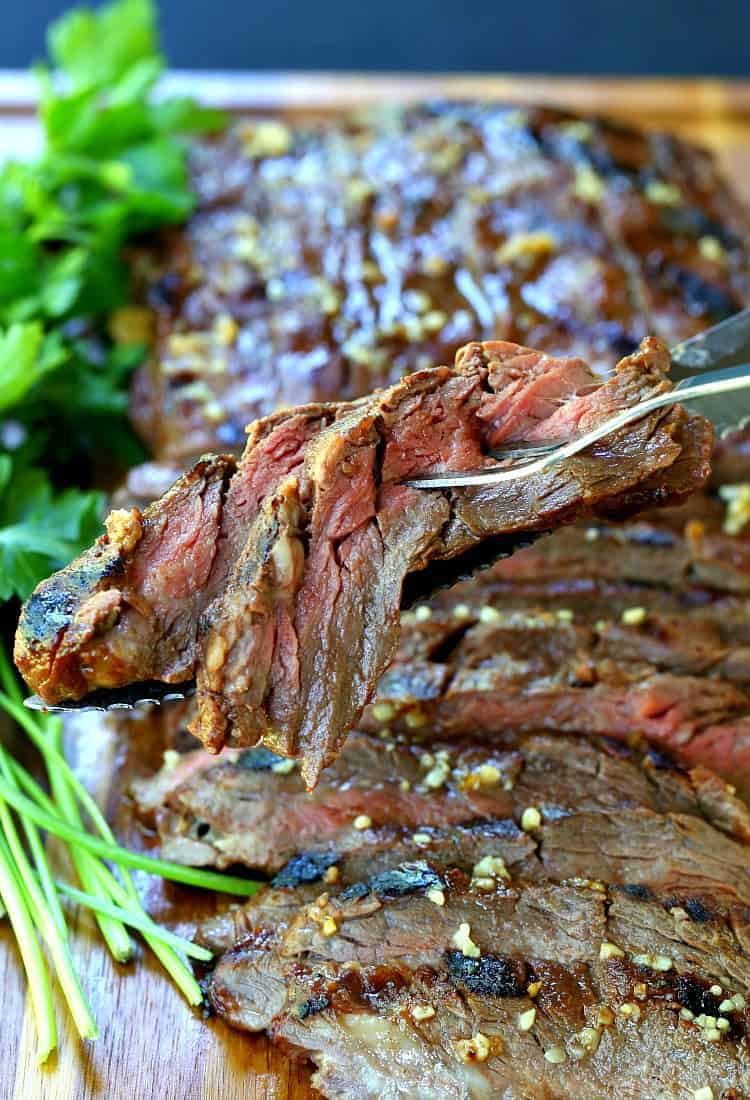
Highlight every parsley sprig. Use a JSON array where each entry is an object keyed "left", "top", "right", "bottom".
[
  {"left": 0, "top": 0, "right": 262, "bottom": 1064},
  {"left": 0, "top": 0, "right": 225, "bottom": 599}
]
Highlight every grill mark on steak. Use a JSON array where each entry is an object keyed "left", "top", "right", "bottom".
[
  {"left": 132, "top": 729, "right": 750, "bottom": 928},
  {"left": 16, "top": 337, "right": 712, "bottom": 784},
  {"left": 207, "top": 874, "right": 750, "bottom": 1099}
]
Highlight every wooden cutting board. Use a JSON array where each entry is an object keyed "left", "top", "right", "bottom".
[{"left": 3, "top": 72, "right": 750, "bottom": 1100}]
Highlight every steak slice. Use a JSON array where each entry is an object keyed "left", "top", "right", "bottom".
[
  {"left": 16, "top": 337, "right": 712, "bottom": 785},
  {"left": 208, "top": 874, "right": 750, "bottom": 1099},
  {"left": 132, "top": 731, "right": 750, "bottom": 883}
]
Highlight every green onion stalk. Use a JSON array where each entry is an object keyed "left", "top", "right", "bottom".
[{"left": 0, "top": 647, "right": 262, "bottom": 1058}]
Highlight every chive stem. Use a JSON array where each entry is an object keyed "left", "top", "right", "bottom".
[
  {"left": 0, "top": 775, "right": 261, "bottom": 895},
  {"left": 0, "top": 794, "right": 98, "bottom": 1040},
  {"left": 0, "top": 832, "right": 56, "bottom": 1063},
  {"left": 55, "top": 880, "right": 212, "bottom": 960}
]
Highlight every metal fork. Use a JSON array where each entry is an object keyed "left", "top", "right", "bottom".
[
  {"left": 408, "top": 308, "right": 750, "bottom": 490},
  {"left": 24, "top": 309, "right": 750, "bottom": 713}
]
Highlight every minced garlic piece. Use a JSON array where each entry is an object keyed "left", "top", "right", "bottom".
[
  {"left": 621, "top": 606, "right": 647, "bottom": 626},
  {"left": 556, "top": 608, "right": 574, "bottom": 622},
  {"left": 412, "top": 1004, "right": 436, "bottom": 1021},
  {"left": 476, "top": 764, "right": 501, "bottom": 787},
  {"left": 455, "top": 1032, "right": 491, "bottom": 1063},
  {"left": 574, "top": 166, "right": 604, "bottom": 203},
  {"left": 544, "top": 1045, "right": 567, "bottom": 1064},
  {"left": 680, "top": 1008, "right": 695, "bottom": 1021},
  {"left": 521, "top": 806, "right": 542, "bottom": 832},
  {"left": 599, "top": 942, "right": 625, "bottom": 961},
  {"left": 710, "top": 984, "right": 723, "bottom": 996},
  {"left": 353, "top": 815, "right": 372, "bottom": 831},
  {"left": 162, "top": 749, "right": 180, "bottom": 770},
  {"left": 105, "top": 507, "right": 143, "bottom": 554},
  {"left": 693, "top": 1089, "right": 714, "bottom": 1100},
  {"left": 517, "top": 1008, "right": 536, "bottom": 1031},
  {"left": 213, "top": 313, "right": 238, "bottom": 346},
  {"left": 423, "top": 750, "right": 451, "bottom": 789},
  {"left": 452, "top": 922, "right": 481, "bottom": 959},
  {"left": 495, "top": 231, "right": 558, "bottom": 266},
  {"left": 646, "top": 179, "right": 682, "bottom": 206},
  {"left": 324, "top": 866, "right": 339, "bottom": 885},
  {"left": 472, "top": 877, "right": 496, "bottom": 892},
  {"left": 699, "top": 235, "right": 725, "bottom": 263},
  {"left": 423, "top": 310, "right": 447, "bottom": 333},
  {"left": 578, "top": 1026, "right": 601, "bottom": 1054},
  {"left": 320, "top": 916, "right": 338, "bottom": 938},
  {"left": 472, "top": 855, "right": 510, "bottom": 883},
  {"left": 399, "top": 778, "right": 411, "bottom": 792},
  {"left": 632, "top": 952, "right": 672, "bottom": 972},
  {"left": 453, "top": 603, "right": 472, "bottom": 619},
  {"left": 239, "top": 119, "right": 291, "bottom": 158},
  {"left": 596, "top": 1005, "right": 615, "bottom": 1027},
  {"left": 719, "top": 483, "right": 750, "bottom": 535},
  {"left": 618, "top": 1003, "right": 641, "bottom": 1020},
  {"left": 412, "top": 832, "right": 432, "bottom": 847},
  {"left": 370, "top": 702, "right": 395, "bottom": 722},
  {"left": 414, "top": 605, "right": 432, "bottom": 621},
  {"left": 426, "top": 887, "right": 445, "bottom": 906},
  {"left": 479, "top": 605, "right": 501, "bottom": 624}
]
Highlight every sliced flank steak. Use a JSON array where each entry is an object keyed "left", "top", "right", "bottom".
[
  {"left": 132, "top": 731, "right": 750, "bottom": 884},
  {"left": 16, "top": 337, "right": 711, "bottom": 784},
  {"left": 208, "top": 870, "right": 750, "bottom": 1099}
]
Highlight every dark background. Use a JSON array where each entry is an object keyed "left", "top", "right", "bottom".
[{"left": 3, "top": 0, "right": 749, "bottom": 75}]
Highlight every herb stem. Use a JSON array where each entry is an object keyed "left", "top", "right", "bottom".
[
  {"left": 54, "top": 880, "right": 212, "bottom": 961},
  {"left": 0, "top": 775, "right": 261, "bottom": 895},
  {"left": 0, "top": 788, "right": 98, "bottom": 1040},
  {"left": 0, "top": 831, "right": 56, "bottom": 1062},
  {"left": 0, "top": 745, "right": 66, "bottom": 936}
]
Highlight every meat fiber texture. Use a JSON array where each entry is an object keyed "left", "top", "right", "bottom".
[
  {"left": 15, "top": 337, "right": 712, "bottom": 786},
  {"left": 208, "top": 873, "right": 750, "bottom": 1099},
  {"left": 199, "top": 746, "right": 750, "bottom": 1100}
]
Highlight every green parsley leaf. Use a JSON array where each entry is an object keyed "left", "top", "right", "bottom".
[
  {"left": 0, "top": 456, "right": 104, "bottom": 601},
  {"left": 47, "top": 0, "right": 161, "bottom": 94}
]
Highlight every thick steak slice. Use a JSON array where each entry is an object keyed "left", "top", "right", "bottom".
[
  {"left": 13, "top": 455, "right": 236, "bottom": 701},
  {"left": 132, "top": 732, "right": 750, "bottom": 880},
  {"left": 208, "top": 874, "right": 750, "bottom": 1099},
  {"left": 16, "top": 337, "right": 712, "bottom": 783}
]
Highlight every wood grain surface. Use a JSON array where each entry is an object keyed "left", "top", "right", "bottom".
[{"left": 2, "top": 72, "right": 750, "bottom": 1100}]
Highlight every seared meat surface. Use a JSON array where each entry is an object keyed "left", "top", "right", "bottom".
[
  {"left": 15, "top": 337, "right": 711, "bottom": 784},
  {"left": 132, "top": 103, "right": 750, "bottom": 464},
  {"left": 133, "top": 731, "right": 750, "bottom": 881},
  {"left": 208, "top": 867, "right": 750, "bottom": 1099}
]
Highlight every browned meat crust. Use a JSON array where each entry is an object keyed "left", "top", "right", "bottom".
[
  {"left": 208, "top": 871, "right": 750, "bottom": 1099},
  {"left": 131, "top": 104, "right": 750, "bottom": 465},
  {"left": 16, "top": 338, "right": 712, "bottom": 784}
]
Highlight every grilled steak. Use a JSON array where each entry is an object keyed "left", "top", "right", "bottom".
[
  {"left": 133, "top": 731, "right": 750, "bottom": 882},
  {"left": 132, "top": 103, "right": 750, "bottom": 464},
  {"left": 15, "top": 337, "right": 712, "bottom": 784},
  {"left": 208, "top": 869, "right": 750, "bottom": 1099}
]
